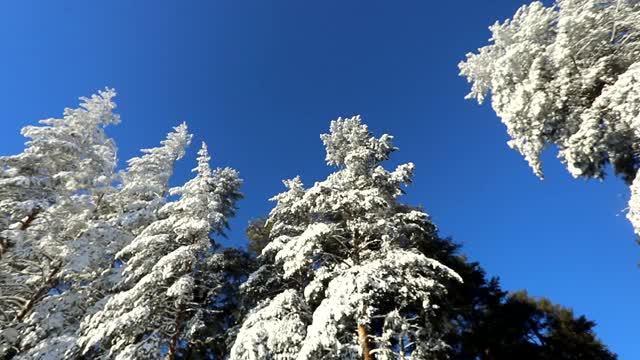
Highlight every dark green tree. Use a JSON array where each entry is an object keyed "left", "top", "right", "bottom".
[
  {"left": 245, "top": 217, "right": 272, "bottom": 256},
  {"left": 408, "top": 218, "right": 616, "bottom": 360},
  {"left": 180, "top": 248, "right": 256, "bottom": 360}
]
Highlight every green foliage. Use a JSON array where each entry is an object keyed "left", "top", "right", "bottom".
[
  {"left": 421, "top": 230, "right": 616, "bottom": 360},
  {"left": 182, "top": 248, "right": 257, "bottom": 359},
  {"left": 245, "top": 217, "right": 272, "bottom": 256}
]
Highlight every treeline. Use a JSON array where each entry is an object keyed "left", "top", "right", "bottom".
[{"left": 0, "top": 91, "right": 615, "bottom": 359}]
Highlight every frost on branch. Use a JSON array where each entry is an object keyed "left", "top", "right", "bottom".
[
  {"left": 229, "top": 290, "right": 311, "bottom": 360},
  {"left": 231, "top": 116, "right": 460, "bottom": 359},
  {"left": 113, "top": 122, "right": 192, "bottom": 235},
  {"left": 459, "top": 0, "right": 640, "bottom": 233},
  {"left": 78, "top": 142, "right": 242, "bottom": 359},
  {"left": 0, "top": 90, "right": 123, "bottom": 358},
  {"left": 0, "top": 90, "right": 243, "bottom": 359}
]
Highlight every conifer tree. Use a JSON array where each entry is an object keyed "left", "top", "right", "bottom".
[
  {"left": 78, "top": 143, "right": 242, "bottom": 359},
  {"left": 412, "top": 232, "right": 617, "bottom": 360},
  {"left": 112, "top": 123, "right": 192, "bottom": 235},
  {"left": 0, "top": 90, "right": 121, "bottom": 358},
  {"left": 231, "top": 116, "right": 461, "bottom": 360},
  {"left": 459, "top": 0, "right": 640, "bottom": 233},
  {"left": 10, "top": 123, "right": 196, "bottom": 360},
  {"left": 243, "top": 215, "right": 617, "bottom": 360}
]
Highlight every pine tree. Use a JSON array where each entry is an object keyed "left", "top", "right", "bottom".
[
  {"left": 476, "top": 290, "right": 617, "bottom": 360},
  {"left": 244, "top": 212, "right": 617, "bottom": 360},
  {"left": 413, "top": 233, "right": 616, "bottom": 360},
  {"left": 230, "top": 116, "right": 461, "bottom": 360},
  {"left": 78, "top": 142, "right": 242, "bottom": 359},
  {"left": 112, "top": 123, "right": 192, "bottom": 235},
  {"left": 10, "top": 123, "right": 197, "bottom": 360},
  {"left": 459, "top": 0, "right": 640, "bottom": 233},
  {"left": 0, "top": 90, "right": 121, "bottom": 358}
]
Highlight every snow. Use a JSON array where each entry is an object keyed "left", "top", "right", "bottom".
[
  {"left": 232, "top": 116, "right": 460, "bottom": 359},
  {"left": 0, "top": 91, "right": 242, "bottom": 359},
  {"left": 460, "top": 0, "right": 640, "bottom": 233}
]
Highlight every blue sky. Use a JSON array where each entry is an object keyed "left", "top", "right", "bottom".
[{"left": 0, "top": 0, "right": 637, "bottom": 357}]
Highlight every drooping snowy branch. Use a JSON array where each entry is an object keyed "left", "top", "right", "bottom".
[
  {"left": 459, "top": 0, "right": 640, "bottom": 233},
  {"left": 0, "top": 90, "right": 123, "bottom": 358}
]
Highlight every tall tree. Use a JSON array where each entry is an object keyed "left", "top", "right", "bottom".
[
  {"left": 111, "top": 123, "right": 192, "bottom": 235},
  {"left": 472, "top": 290, "right": 617, "bottom": 360},
  {"left": 77, "top": 143, "right": 242, "bottom": 359},
  {"left": 459, "top": 0, "right": 640, "bottom": 233},
  {"left": 8, "top": 123, "right": 195, "bottom": 360},
  {"left": 242, "top": 213, "right": 617, "bottom": 360},
  {"left": 231, "top": 116, "right": 461, "bottom": 360},
  {"left": 0, "top": 90, "right": 121, "bottom": 358},
  {"left": 420, "top": 236, "right": 616, "bottom": 360}
]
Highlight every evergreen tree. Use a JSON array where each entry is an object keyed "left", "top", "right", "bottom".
[
  {"left": 112, "top": 123, "right": 192, "bottom": 235},
  {"left": 422, "top": 237, "right": 617, "bottom": 360},
  {"left": 78, "top": 143, "right": 242, "bottom": 359},
  {"left": 0, "top": 91, "right": 244, "bottom": 360},
  {"left": 243, "top": 213, "right": 617, "bottom": 360},
  {"left": 1, "top": 99, "right": 197, "bottom": 360},
  {"left": 459, "top": 0, "right": 640, "bottom": 233},
  {"left": 0, "top": 90, "right": 121, "bottom": 358},
  {"left": 11, "top": 123, "right": 193, "bottom": 360},
  {"left": 231, "top": 116, "right": 461, "bottom": 360},
  {"left": 471, "top": 290, "right": 617, "bottom": 360}
]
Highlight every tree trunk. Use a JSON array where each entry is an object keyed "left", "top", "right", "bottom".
[
  {"left": 17, "top": 263, "right": 60, "bottom": 321},
  {"left": 358, "top": 324, "right": 373, "bottom": 360},
  {"left": 20, "top": 209, "right": 40, "bottom": 231},
  {"left": 1, "top": 209, "right": 40, "bottom": 259},
  {"left": 167, "top": 304, "right": 185, "bottom": 360},
  {"left": 0, "top": 236, "right": 8, "bottom": 258}
]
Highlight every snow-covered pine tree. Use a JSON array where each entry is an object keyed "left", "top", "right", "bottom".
[
  {"left": 0, "top": 90, "right": 121, "bottom": 358},
  {"left": 78, "top": 142, "right": 242, "bottom": 360},
  {"left": 11, "top": 123, "right": 195, "bottom": 359},
  {"left": 459, "top": 0, "right": 640, "bottom": 233},
  {"left": 112, "top": 123, "right": 192, "bottom": 236},
  {"left": 230, "top": 116, "right": 461, "bottom": 360}
]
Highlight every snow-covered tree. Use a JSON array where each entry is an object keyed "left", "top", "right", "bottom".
[
  {"left": 0, "top": 89, "right": 119, "bottom": 265},
  {"left": 459, "top": 0, "right": 640, "bottom": 232},
  {"left": 230, "top": 289, "right": 311, "bottom": 360},
  {"left": 0, "top": 90, "right": 243, "bottom": 360},
  {"left": 10, "top": 123, "right": 196, "bottom": 360},
  {"left": 231, "top": 116, "right": 461, "bottom": 360},
  {"left": 0, "top": 90, "right": 121, "bottom": 358},
  {"left": 112, "top": 123, "right": 192, "bottom": 235},
  {"left": 78, "top": 142, "right": 242, "bottom": 360}
]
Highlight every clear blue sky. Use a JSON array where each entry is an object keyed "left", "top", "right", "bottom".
[{"left": 0, "top": 1, "right": 636, "bottom": 357}]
